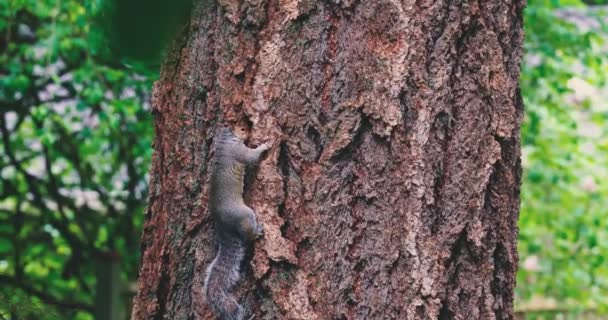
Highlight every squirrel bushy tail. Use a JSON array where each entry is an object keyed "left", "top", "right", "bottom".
[{"left": 204, "top": 234, "right": 246, "bottom": 320}]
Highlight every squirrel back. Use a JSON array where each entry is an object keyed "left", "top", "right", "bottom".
[
  {"left": 209, "top": 128, "right": 246, "bottom": 212},
  {"left": 203, "top": 126, "right": 270, "bottom": 320}
]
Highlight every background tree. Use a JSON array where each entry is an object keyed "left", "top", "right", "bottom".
[
  {"left": 517, "top": 2, "right": 608, "bottom": 315},
  {"left": 131, "top": 0, "right": 525, "bottom": 319},
  {"left": 0, "top": 0, "right": 153, "bottom": 318}
]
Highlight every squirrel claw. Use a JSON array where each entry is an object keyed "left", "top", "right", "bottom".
[
  {"left": 255, "top": 224, "right": 264, "bottom": 239},
  {"left": 259, "top": 141, "right": 272, "bottom": 151}
]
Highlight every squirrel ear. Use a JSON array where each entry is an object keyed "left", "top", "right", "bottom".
[
  {"left": 216, "top": 125, "right": 229, "bottom": 134},
  {"left": 215, "top": 126, "right": 238, "bottom": 139}
]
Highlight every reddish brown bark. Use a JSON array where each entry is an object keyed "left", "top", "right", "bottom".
[{"left": 131, "top": 0, "right": 524, "bottom": 319}]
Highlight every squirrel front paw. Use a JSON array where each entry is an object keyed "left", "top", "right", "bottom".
[
  {"left": 254, "top": 223, "right": 264, "bottom": 239},
  {"left": 258, "top": 141, "right": 272, "bottom": 152}
]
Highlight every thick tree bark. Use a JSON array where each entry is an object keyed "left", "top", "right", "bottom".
[{"left": 131, "top": 0, "right": 524, "bottom": 319}]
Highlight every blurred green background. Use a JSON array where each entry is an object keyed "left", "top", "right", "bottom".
[{"left": 1, "top": 0, "right": 607, "bottom": 319}]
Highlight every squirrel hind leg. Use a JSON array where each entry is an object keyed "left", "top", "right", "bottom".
[
  {"left": 223, "top": 299, "right": 245, "bottom": 320},
  {"left": 233, "top": 206, "right": 263, "bottom": 242},
  {"left": 243, "top": 304, "right": 255, "bottom": 320},
  {"left": 241, "top": 294, "right": 257, "bottom": 320},
  {"left": 210, "top": 293, "right": 244, "bottom": 320}
]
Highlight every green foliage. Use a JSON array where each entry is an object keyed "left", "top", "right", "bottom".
[
  {"left": 0, "top": 0, "right": 154, "bottom": 318},
  {"left": 94, "top": 0, "right": 193, "bottom": 63},
  {"left": 518, "top": 0, "right": 608, "bottom": 314}
]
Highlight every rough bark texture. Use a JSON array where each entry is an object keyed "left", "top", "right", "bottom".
[{"left": 131, "top": 0, "right": 525, "bottom": 319}]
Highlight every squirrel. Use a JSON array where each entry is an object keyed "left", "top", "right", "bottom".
[{"left": 203, "top": 126, "right": 271, "bottom": 320}]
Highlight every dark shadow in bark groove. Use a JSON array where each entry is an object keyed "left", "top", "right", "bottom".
[
  {"left": 398, "top": 85, "right": 418, "bottom": 137},
  {"left": 329, "top": 115, "right": 369, "bottom": 163},
  {"left": 306, "top": 124, "right": 324, "bottom": 161},
  {"left": 155, "top": 250, "right": 171, "bottom": 320}
]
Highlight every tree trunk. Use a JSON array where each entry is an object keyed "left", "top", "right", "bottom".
[{"left": 131, "top": 0, "right": 524, "bottom": 319}]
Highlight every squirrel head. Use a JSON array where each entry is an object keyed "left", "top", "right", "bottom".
[
  {"left": 216, "top": 126, "right": 236, "bottom": 137},
  {"left": 215, "top": 126, "right": 243, "bottom": 144}
]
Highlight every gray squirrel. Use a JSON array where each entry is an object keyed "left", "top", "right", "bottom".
[{"left": 203, "top": 126, "right": 271, "bottom": 320}]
